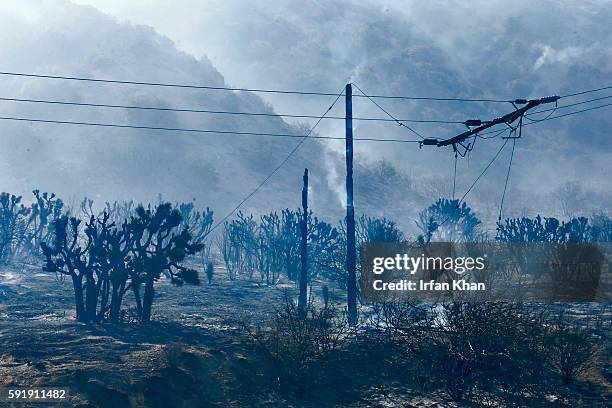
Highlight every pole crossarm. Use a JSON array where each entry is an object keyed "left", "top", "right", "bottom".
[{"left": 421, "top": 96, "right": 560, "bottom": 148}]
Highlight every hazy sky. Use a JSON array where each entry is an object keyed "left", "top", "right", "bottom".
[{"left": 0, "top": 0, "right": 610, "bottom": 231}]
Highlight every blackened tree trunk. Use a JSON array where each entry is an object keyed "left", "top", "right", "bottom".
[
  {"left": 141, "top": 278, "right": 155, "bottom": 323},
  {"left": 72, "top": 274, "right": 86, "bottom": 322},
  {"left": 84, "top": 274, "right": 98, "bottom": 322},
  {"left": 299, "top": 169, "right": 308, "bottom": 319},
  {"left": 98, "top": 277, "right": 110, "bottom": 322},
  {"left": 109, "top": 284, "right": 121, "bottom": 323},
  {"left": 132, "top": 282, "right": 143, "bottom": 317}
]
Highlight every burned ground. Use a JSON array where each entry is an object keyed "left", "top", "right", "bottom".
[{"left": 0, "top": 264, "right": 610, "bottom": 407}]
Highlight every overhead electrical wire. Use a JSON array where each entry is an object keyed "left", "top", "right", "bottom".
[
  {"left": 525, "top": 102, "right": 612, "bottom": 124},
  {"left": 523, "top": 107, "right": 557, "bottom": 123},
  {"left": 0, "top": 71, "right": 343, "bottom": 97},
  {"left": 452, "top": 152, "right": 458, "bottom": 200},
  {"left": 432, "top": 98, "right": 612, "bottom": 230},
  {"left": 526, "top": 94, "right": 612, "bottom": 116},
  {"left": 0, "top": 94, "right": 606, "bottom": 144},
  {"left": 0, "top": 71, "right": 514, "bottom": 102},
  {"left": 0, "top": 95, "right": 464, "bottom": 124},
  {"left": 473, "top": 101, "right": 612, "bottom": 138},
  {"left": 1, "top": 71, "right": 608, "bottom": 104},
  {"left": 435, "top": 138, "right": 510, "bottom": 230},
  {"left": 498, "top": 138, "right": 517, "bottom": 222},
  {"left": 559, "top": 85, "right": 612, "bottom": 98},
  {"left": 0, "top": 71, "right": 610, "bottom": 231},
  {"left": 456, "top": 139, "right": 510, "bottom": 206},
  {"left": 351, "top": 82, "right": 425, "bottom": 139},
  {"left": 1, "top": 71, "right": 608, "bottom": 143},
  {"left": 204, "top": 88, "right": 344, "bottom": 236},
  {"left": 0, "top": 115, "right": 423, "bottom": 143},
  {"left": 0, "top": 100, "right": 608, "bottom": 144},
  {"left": 477, "top": 127, "right": 509, "bottom": 139}
]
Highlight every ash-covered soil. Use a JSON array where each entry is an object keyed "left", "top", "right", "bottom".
[
  {"left": 0, "top": 264, "right": 610, "bottom": 407},
  {"left": 0, "top": 263, "right": 293, "bottom": 407},
  {"left": 0, "top": 264, "right": 439, "bottom": 408}
]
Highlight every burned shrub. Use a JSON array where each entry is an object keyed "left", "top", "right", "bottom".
[
  {"left": 370, "top": 301, "right": 551, "bottom": 402},
  {"left": 251, "top": 294, "right": 349, "bottom": 393},
  {"left": 367, "top": 301, "right": 429, "bottom": 345},
  {"left": 546, "top": 311, "right": 600, "bottom": 384},
  {"left": 430, "top": 303, "right": 550, "bottom": 402}
]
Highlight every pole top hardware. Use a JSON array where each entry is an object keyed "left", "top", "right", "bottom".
[
  {"left": 465, "top": 119, "right": 482, "bottom": 127},
  {"left": 540, "top": 95, "right": 560, "bottom": 104},
  {"left": 421, "top": 138, "right": 439, "bottom": 147},
  {"left": 514, "top": 96, "right": 560, "bottom": 105}
]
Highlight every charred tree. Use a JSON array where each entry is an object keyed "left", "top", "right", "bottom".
[
  {"left": 41, "top": 216, "right": 96, "bottom": 322},
  {"left": 127, "top": 203, "right": 203, "bottom": 323},
  {"left": 299, "top": 168, "right": 308, "bottom": 318}
]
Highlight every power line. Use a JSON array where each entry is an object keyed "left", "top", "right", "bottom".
[
  {"left": 560, "top": 85, "right": 612, "bottom": 98},
  {"left": 435, "top": 139, "right": 510, "bottom": 230},
  {"left": 0, "top": 72, "right": 608, "bottom": 235},
  {"left": 526, "top": 94, "right": 612, "bottom": 116},
  {"left": 523, "top": 106, "right": 557, "bottom": 123},
  {"left": 498, "top": 138, "right": 517, "bottom": 221},
  {"left": 0, "top": 71, "right": 341, "bottom": 97},
  {"left": 0, "top": 93, "right": 605, "bottom": 142},
  {"left": 525, "top": 102, "right": 612, "bottom": 124},
  {"left": 452, "top": 152, "right": 458, "bottom": 200},
  {"left": 1, "top": 100, "right": 608, "bottom": 144},
  {"left": 0, "top": 78, "right": 608, "bottom": 235},
  {"left": 0, "top": 95, "right": 464, "bottom": 124},
  {"left": 457, "top": 139, "right": 509, "bottom": 204},
  {"left": 475, "top": 102, "right": 612, "bottom": 138},
  {"left": 1, "top": 71, "right": 609, "bottom": 105},
  {"left": 205, "top": 89, "right": 344, "bottom": 235},
  {"left": 0, "top": 115, "right": 423, "bottom": 143},
  {"left": 351, "top": 82, "right": 425, "bottom": 139},
  {"left": 426, "top": 96, "right": 560, "bottom": 148},
  {"left": 434, "top": 99, "right": 612, "bottom": 229},
  {"left": 0, "top": 71, "right": 513, "bottom": 102},
  {"left": 478, "top": 127, "right": 509, "bottom": 139}
]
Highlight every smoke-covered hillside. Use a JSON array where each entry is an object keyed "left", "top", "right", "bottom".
[
  {"left": 74, "top": 0, "right": 612, "bottom": 222},
  {"left": 0, "top": 3, "right": 340, "bottom": 219}
]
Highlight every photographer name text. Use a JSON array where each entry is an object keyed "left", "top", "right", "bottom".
[{"left": 373, "top": 279, "right": 486, "bottom": 291}]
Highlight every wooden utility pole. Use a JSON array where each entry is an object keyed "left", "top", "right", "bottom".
[
  {"left": 345, "top": 84, "right": 357, "bottom": 325},
  {"left": 299, "top": 168, "right": 308, "bottom": 318}
]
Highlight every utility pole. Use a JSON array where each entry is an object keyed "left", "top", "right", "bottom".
[
  {"left": 299, "top": 168, "right": 308, "bottom": 319},
  {"left": 345, "top": 83, "right": 357, "bottom": 325}
]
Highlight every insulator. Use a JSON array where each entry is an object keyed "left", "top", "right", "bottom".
[
  {"left": 540, "top": 95, "right": 560, "bottom": 104},
  {"left": 421, "top": 138, "right": 439, "bottom": 146}
]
